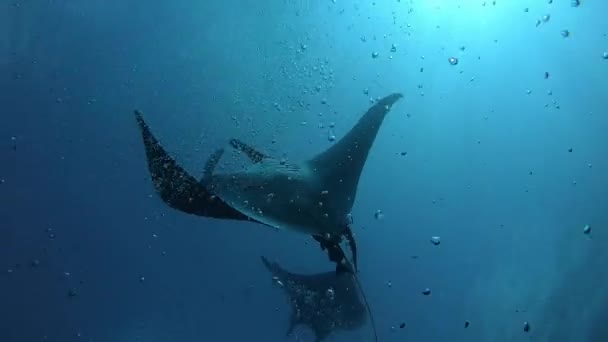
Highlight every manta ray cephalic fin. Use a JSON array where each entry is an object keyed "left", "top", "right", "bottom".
[
  {"left": 229, "top": 138, "right": 268, "bottom": 164},
  {"left": 200, "top": 148, "right": 225, "bottom": 185}
]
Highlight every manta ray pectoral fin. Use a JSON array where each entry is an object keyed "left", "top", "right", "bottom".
[
  {"left": 134, "top": 110, "right": 249, "bottom": 221},
  {"left": 229, "top": 138, "right": 268, "bottom": 164},
  {"left": 344, "top": 226, "right": 358, "bottom": 273},
  {"left": 200, "top": 147, "right": 224, "bottom": 185},
  {"left": 308, "top": 93, "right": 403, "bottom": 215}
]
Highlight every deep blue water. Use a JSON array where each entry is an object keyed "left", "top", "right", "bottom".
[{"left": 1, "top": 1, "right": 607, "bottom": 341}]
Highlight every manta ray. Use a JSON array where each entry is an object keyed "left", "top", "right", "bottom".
[
  {"left": 134, "top": 93, "right": 402, "bottom": 272},
  {"left": 134, "top": 111, "right": 354, "bottom": 271},
  {"left": 261, "top": 256, "right": 375, "bottom": 342}
]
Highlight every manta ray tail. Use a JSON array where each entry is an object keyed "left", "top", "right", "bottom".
[
  {"left": 309, "top": 93, "right": 403, "bottom": 217},
  {"left": 354, "top": 274, "right": 378, "bottom": 342}
]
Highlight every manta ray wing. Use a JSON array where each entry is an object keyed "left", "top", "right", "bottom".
[
  {"left": 134, "top": 110, "right": 251, "bottom": 221},
  {"left": 308, "top": 93, "right": 403, "bottom": 221},
  {"left": 261, "top": 256, "right": 367, "bottom": 341}
]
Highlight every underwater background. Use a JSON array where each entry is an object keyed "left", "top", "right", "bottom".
[{"left": 1, "top": 0, "right": 607, "bottom": 341}]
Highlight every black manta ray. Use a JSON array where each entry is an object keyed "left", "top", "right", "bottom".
[
  {"left": 261, "top": 256, "right": 374, "bottom": 342},
  {"left": 133, "top": 93, "right": 402, "bottom": 272}
]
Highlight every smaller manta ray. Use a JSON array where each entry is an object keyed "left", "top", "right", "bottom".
[{"left": 261, "top": 256, "right": 376, "bottom": 342}]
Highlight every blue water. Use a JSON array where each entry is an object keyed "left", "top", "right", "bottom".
[{"left": 1, "top": 1, "right": 607, "bottom": 341}]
